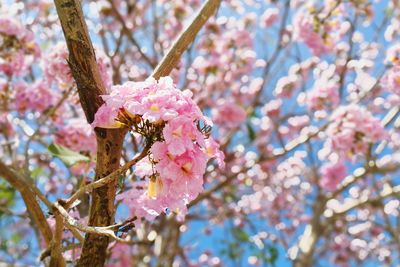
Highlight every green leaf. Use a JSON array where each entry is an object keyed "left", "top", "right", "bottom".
[
  {"left": 48, "top": 143, "right": 90, "bottom": 166},
  {"left": 30, "top": 167, "right": 44, "bottom": 180},
  {"left": 0, "top": 181, "right": 15, "bottom": 204},
  {"left": 233, "top": 228, "right": 250, "bottom": 242},
  {"left": 268, "top": 246, "right": 278, "bottom": 263},
  {"left": 10, "top": 233, "right": 22, "bottom": 244},
  {"left": 247, "top": 122, "right": 256, "bottom": 142}
]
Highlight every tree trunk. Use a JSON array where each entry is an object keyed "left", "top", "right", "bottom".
[{"left": 53, "top": 0, "right": 127, "bottom": 265}]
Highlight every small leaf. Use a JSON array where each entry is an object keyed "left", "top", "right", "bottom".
[
  {"left": 233, "top": 228, "right": 250, "bottom": 242},
  {"left": 247, "top": 122, "right": 256, "bottom": 142},
  {"left": 48, "top": 143, "right": 90, "bottom": 166},
  {"left": 30, "top": 167, "right": 44, "bottom": 180},
  {"left": 268, "top": 246, "right": 278, "bottom": 263}
]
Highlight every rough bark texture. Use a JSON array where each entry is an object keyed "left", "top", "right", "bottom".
[
  {"left": 76, "top": 128, "right": 126, "bottom": 267},
  {"left": 53, "top": 0, "right": 126, "bottom": 266},
  {"left": 54, "top": 0, "right": 106, "bottom": 123}
]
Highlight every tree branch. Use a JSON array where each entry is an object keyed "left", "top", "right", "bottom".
[
  {"left": 107, "top": 0, "right": 156, "bottom": 68},
  {"left": 53, "top": 0, "right": 131, "bottom": 265},
  {"left": 325, "top": 184, "right": 400, "bottom": 218},
  {"left": 53, "top": 201, "right": 131, "bottom": 242},
  {"left": 54, "top": 0, "right": 107, "bottom": 123},
  {"left": 65, "top": 145, "right": 150, "bottom": 208},
  {"left": 152, "top": 0, "right": 221, "bottom": 79},
  {"left": 0, "top": 161, "right": 53, "bottom": 246},
  {"left": 49, "top": 213, "right": 66, "bottom": 267}
]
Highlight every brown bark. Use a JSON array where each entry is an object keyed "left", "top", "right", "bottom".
[
  {"left": 76, "top": 129, "right": 126, "bottom": 267},
  {"left": 53, "top": 0, "right": 127, "bottom": 265},
  {"left": 49, "top": 213, "right": 66, "bottom": 267},
  {"left": 53, "top": 0, "right": 106, "bottom": 123},
  {"left": 0, "top": 161, "right": 53, "bottom": 246}
]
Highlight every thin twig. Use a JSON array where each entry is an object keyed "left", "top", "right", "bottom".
[
  {"left": 108, "top": 0, "right": 156, "bottom": 68},
  {"left": 53, "top": 201, "right": 131, "bottom": 243},
  {"left": 64, "top": 144, "right": 151, "bottom": 208}
]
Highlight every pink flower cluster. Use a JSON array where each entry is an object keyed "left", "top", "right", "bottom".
[
  {"left": 305, "top": 73, "right": 339, "bottom": 111},
  {"left": 260, "top": 8, "right": 279, "bottom": 28},
  {"left": 0, "top": 16, "right": 40, "bottom": 76},
  {"left": 382, "top": 44, "right": 400, "bottom": 95},
  {"left": 15, "top": 80, "right": 58, "bottom": 113},
  {"left": 321, "top": 105, "right": 386, "bottom": 159},
  {"left": 212, "top": 99, "right": 247, "bottom": 129},
  {"left": 292, "top": 5, "right": 348, "bottom": 56},
  {"left": 293, "top": 8, "right": 330, "bottom": 56},
  {"left": 320, "top": 160, "right": 347, "bottom": 191},
  {"left": 55, "top": 118, "right": 97, "bottom": 155},
  {"left": 382, "top": 65, "right": 400, "bottom": 96},
  {"left": 239, "top": 151, "right": 310, "bottom": 237},
  {"left": 94, "top": 77, "right": 224, "bottom": 220}
]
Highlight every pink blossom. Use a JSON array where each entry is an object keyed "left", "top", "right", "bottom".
[
  {"left": 382, "top": 66, "right": 400, "bottom": 95},
  {"left": 94, "top": 77, "right": 205, "bottom": 128},
  {"left": 322, "top": 104, "right": 387, "bottom": 159},
  {"left": 204, "top": 137, "right": 225, "bottom": 169},
  {"left": 385, "top": 43, "right": 400, "bottom": 64},
  {"left": 0, "top": 17, "right": 39, "bottom": 76},
  {"left": 274, "top": 75, "right": 299, "bottom": 98},
  {"left": 98, "top": 76, "right": 224, "bottom": 220},
  {"left": 43, "top": 43, "right": 73, "bottom": 87},
  {"left": 156, "top": 146, "right": 208, "bottom": 184},
  {"left": 212, "top": 100, "right": 247, "bottom": 128},
  {"left": 54, "top": 118, "right": 97, "bottom": 154},
  {"left": 91, "top": 104, "right": 122, "bottom": 129},
  {"left": 262, "top": 99, "right": 282, "bottom": 118},
  {"left": 306, "top": 78, "right": 339, "bottom": 111},
  {"left": 320, "top": 161, "right": 347, "bottom": 191},
  {"left": 107, "top": 243, "right": 133, "bottom": 267},
  {"left": 292, "top": 5, "right": 347, "bottom": 56},
  {"left": 287, "top": 115, "right": 310, "bottom": 136},
  {"left": 293, "top": 9, "right": 330, "bottom": 56},
  {"left": 260, "top": 8, "right": 279, "bottom": 28},
  {"left": 163, "top": 116, "right": 204, "bottom": 156},
  {"left": 135, "top": 158, "right": 154, "bottom": 177},
  {"left": 15, "top": 80, "right": 57, "bottom": 113}
]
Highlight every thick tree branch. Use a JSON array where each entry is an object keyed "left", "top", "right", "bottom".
[
  {"left": 0, "top": 161, "right": 53, "bottom": 246},
  {"left": 54, "top": 0, "right": 107, "bottom": 123},
  {"left": 53, "top": 0, "right": 127, "bottom": 265},
  {"left": 152, "top": 0, "right": 221, "bottom": 79}
]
